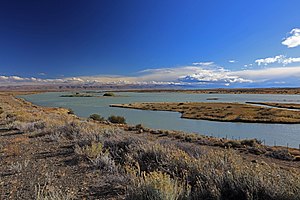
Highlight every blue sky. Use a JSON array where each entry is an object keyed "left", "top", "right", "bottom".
[{"left": 1, "top": 0, "right": 300, "bottom": 87}]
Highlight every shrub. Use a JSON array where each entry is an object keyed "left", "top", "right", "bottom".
[
  {"left": 135, "top": 124, "right": 144, "bottom": 130},
  {"left": 67, "top": 108, "right": 74, "bottom": 115},
  {"left": 241, "top": 138, "right": 262, "bottom": 147},
  {"left": 6, "top": 113, "right": 16, "bottom": 119},
  {"left": 89, "top": 114, "right": 105, "bottom": 122},
  {"left": 103, "top": 92, "right": 115, "bottom": 97},
  {"left": 108, "top": 115, "right": 126, "bottom": 124},
  {"left": 247, "top": 146, "right": 266, "bottom": 155},
  {"left": 134, "top": 124, "right": 146, "bottom": 133},
  {"left": 125, "top": 143, "right": 300, "bottom": 200},
  {"left": 104, "top": 137, "right": 138, "bottom": 165},
  {"left": 126, "top": 171, "right": 188, "bottom": 200},
  {"left": 266, "top": 149, "right": 294, "bottom": 161},
  {"left": 75, "top": 142, "right": 102, "bottom": 158},
  {"left": 183, "top": 150, "right": 300, "bottom": 200},
  {"left": 224, "top": 140, "right": 241, "bottom": 148},
  {"left": 10, "top": 121, "right": 46, "bottom": 132},
  {"left": 134, "top": 144, "right": 168, "bottom": 172},
  {"left": 48, "top": 121, "right": 106, "bottom": 141},
  {"left": 160, "top": 140, "right": 204, "bottom": 159}
]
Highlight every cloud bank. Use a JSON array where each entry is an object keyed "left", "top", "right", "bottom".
[
  {"left": 2, "top": 64, "right": 300, "bottom": 88},
  {"left": 233, "top": 66, "right": 300, "bottom": 81},
  {"left": 178, "top": 67, "right": 251, "bottom": 86},
  {"left": 255, "top": 55, "right": 300, "bottom": 66}
]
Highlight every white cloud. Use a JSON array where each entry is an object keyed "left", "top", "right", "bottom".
[
  {"left": 11, "top": 76, "right": 24, "bottom": 81},
  {"left": 140, "top": 65, "right": 300, "bottom": 86},
  {"left": 255, "top": 55, "right": 284, "bottom": 66},
  {"left": 137, "top": 65, "right": 251, "bottom": 85},
  {"left": 282, "top": 28, "right": 300, "bottom": 48},
  {"left": 192, "top": 62, "right": 214, "bottom": 66},
  {"left": 0, "top": 75, "right": 85, "bottom": 86},
  {"left": 281, "top": 57, "right": 300, "bottom": 65},
  {"left": 65, "top": 77, "right": 85, "bottom": 82},
  {"left": 179, "top": 68, "right": 251, "bottom": 84},
  {"left": 255, "top": 55, "right": 300, "bottom": 66},
  {"left": 138, "top": 66, "right": 206, "bottom": 82},
  {"left": 0, "top": 76, "right": 9, "bottom": 80},
  {"left": 229, "top": 60, "right": 236, "bottom": 63}
]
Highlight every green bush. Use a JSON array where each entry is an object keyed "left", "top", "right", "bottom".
[
  {"left": 89, "top": 114, "right": 105, "bottom": 122},
  {"left": 103, "top": 92, "right": 115, "bottom": 97},
  {"left": 224, "top": 140, "right": 241, "bottom": 148},
  {"left": 241, "top": 138, "right": 261, "bottom": 147},
  {"left": 108, "top": 115, "right": 126, "bottom": 124}
]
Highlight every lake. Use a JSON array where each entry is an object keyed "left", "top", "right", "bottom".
[{"left": 19, "top": 92, "right": 300, "bottom": 148}]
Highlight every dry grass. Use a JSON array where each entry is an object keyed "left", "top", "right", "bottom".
[
  {"left": 125, "top": 142, "right": 300, "bottom": 200},
  {"left": 35, "top": 183, "right": 74, "bottom": 200},
  {"left": 247, "top": 102, "right": 300, "bottom": 110},
  {"left": 1, "top": 93, "right": 300, "bottom": 199},
  {"left": 126, "top": 171, "right": 188, "bottom": 200},
  {"left": 111, "top": 102, "right": 300, "bottom": 123}
]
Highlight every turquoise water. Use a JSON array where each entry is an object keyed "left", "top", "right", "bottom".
[{"left": 19, "top": 92, "right": 300, "bottom": 147}]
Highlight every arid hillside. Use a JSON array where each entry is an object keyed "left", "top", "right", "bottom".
[{"left": 1, "top": 93, "right": 300, "bottom": 199}]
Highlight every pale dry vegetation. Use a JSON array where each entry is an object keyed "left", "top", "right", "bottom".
[
  {"left": 246, "top": 101, "right": 300, "bottom": 110},
  {"left": 111, "top": 102, "right": 300, "bottom": 123}
]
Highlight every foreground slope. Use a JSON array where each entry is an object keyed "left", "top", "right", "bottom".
[{"left": 0, "top": 93, "right": 300, "bottom": 199}]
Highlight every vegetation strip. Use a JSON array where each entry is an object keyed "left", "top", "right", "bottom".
[
  {"left": 246, "top": 101, "right": 300, "bottom": 110},
  {"left": 110, "top": 102, "right": 300, "bottom": 124}
]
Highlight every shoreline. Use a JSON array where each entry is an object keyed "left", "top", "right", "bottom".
[
  {"left": 6, "top": 92, "right": 300, "bottom": 149},
  {"left": 3, "top": 92, "right": 300, "bottom": 150}
]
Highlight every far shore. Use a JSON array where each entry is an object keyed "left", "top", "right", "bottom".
[
  {"left": 2, "top": 86, "right": 300, "bottom": 95},
  {"left": 104, "top": 87, "right": 300, "bottom": 95}
]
